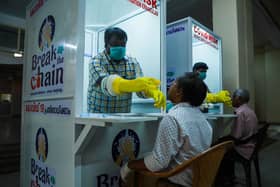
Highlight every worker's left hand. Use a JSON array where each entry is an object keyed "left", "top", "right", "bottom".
[
  {"left": 217, "top": 90, "right": 232, "bottom": 106},
  {"left": 144, "top": 89, "right": 166, "bottom": 109}
]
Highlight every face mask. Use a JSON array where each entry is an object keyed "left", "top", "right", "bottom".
[
  {"left": 198, "top": 72, "right": 207, "bottom": 80},
  {"left": 166, "top": 102, "right": 174, "bottom": 112},
  {"left": 109, "top": 46, "right": 126, "bottom": 60}
]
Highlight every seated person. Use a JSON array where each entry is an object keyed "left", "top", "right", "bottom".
[
  {"left": 120, "top": 72, "right": 213, "bottom": 186},
  {"left": 215, "top": 89, "right": 258, "bottom": 185}
]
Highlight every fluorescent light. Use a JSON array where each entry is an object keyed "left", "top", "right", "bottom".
[
  {"left": 14, "top": 52, "right": 23, "bottom": 58},
  {"left": 65, "top": 43, "right": 77, "bottom": 50}
]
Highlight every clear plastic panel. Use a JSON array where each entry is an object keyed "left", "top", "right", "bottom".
[
  {"left": 192, "top": 23, "right": 221, "bottom": 93},
  {"left": 84, "top": 0, "right": 162, "bottom": 113}
]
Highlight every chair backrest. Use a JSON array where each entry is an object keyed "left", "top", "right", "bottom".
[
  {"left": 254, "top": 123, "right": 270, "bottom": 153},
  {"left": 191, "top": 141, "right": 233, "bottom": 187},
  {"left": 136, "top": 141, "right": 233, "bottom": 187}
]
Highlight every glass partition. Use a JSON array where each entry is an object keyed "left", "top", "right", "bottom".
[
  {"left": 83, "top": 0, "right": 163, "bottom": 113},
  {"left": 192, "top": 23, "right": 222, "bottom": 93},
  {"left": 191, "top": 20, "right": 222, "bottom": 113},
  {"left": 166, "top": 17, "right": 222, "bottom": 114}
]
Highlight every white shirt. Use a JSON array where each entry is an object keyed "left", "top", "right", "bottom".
[{"left": 144, "top": 103, "right": 213, "bottom": 186}]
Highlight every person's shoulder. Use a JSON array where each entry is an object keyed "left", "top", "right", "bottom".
[
  {"left": 91, "top": 52, "right": 108, "bottom": 64},
  {"left": 236, "top": 104, "right": 256, "bottom": 118},
  {"left": 161, "top": 113, "right": 178, "bottom": 126},
  {"left": 167, "top": 104, "right": 193, "bottom": 121},
  {"left": 169, "top": 103, "right": 199, "bottom": 113},
  {"left": 125, "top": 55, "right": 139, "bottom": 64},
  {"left": 235, "top": 107, "right": 246, "bottom": 118},
  {"left": 245, "top": 105, "right": 258, "bottom": 119},
  {"left": 238, "top": 104, "right": 254, "bottom": 113}
]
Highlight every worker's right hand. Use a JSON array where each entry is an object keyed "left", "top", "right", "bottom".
[{"left": 112, "top": 77, "right": 160, "bottom": 94}]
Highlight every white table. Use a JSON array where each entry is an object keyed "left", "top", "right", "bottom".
[{"left": 74, "top": 113, "right": 162, "bottom": 186}]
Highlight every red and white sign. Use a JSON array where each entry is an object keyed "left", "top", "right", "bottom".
[
  {"left": 129, "top": 0, "right": 158, "bottom": 16},
  {"left": 193, "top": 25, "right": 218, "bottom": 49},
  {"left": 30, "top": 0, "right": 46, "bottom": 17}
]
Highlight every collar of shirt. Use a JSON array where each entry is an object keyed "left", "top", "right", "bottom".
[
  {"left": 169, "top": 102, "right": 193, "bottom": 112},
  {"left": 234, "top": 103, "right": 249, "bottom": 114}
]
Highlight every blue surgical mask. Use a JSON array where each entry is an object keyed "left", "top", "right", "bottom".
[
  {"left": 109, "top": 47, "right": 126, "bottom": 60},
  {"left": 198, "top": 72, "right": 207, "bottom": 80},
  {"left": 166, "top": 102, "right": 174, "bottom": 112}
]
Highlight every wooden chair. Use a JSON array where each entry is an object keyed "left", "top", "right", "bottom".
[{"left": 133, "top": 141, "right": 233, "bottom": 187}]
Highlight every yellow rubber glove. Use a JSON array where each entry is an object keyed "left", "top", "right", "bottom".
[
  {"left": 112, "top": 77, "right": 160, "bottom": 94},
  {"left": 206, "top": 90, "right": 232, "bottom": 107},
  {"left": 144, "top": 89, "right": 166, "bottom": 109}
]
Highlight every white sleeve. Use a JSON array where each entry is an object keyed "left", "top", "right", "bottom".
[{"left": 101, "top": 74, "right": 121, "bottom": 96}]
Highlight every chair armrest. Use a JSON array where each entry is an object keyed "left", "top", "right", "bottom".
[
  {"left": 134, "top": 141, "right": 233, "bottom": 187},
  {"left": 136, "top": 157, "right": 195, "bottom": 178},
  {"left": 218, "top": 134, "right": 256, "bottom": 146},
  {"left": 136, "top": 141, "right": 233, "bottom": 178}
]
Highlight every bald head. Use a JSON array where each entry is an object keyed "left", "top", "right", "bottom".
[{"left": 232, "top": 89, "right": 250, "bottom": 107}]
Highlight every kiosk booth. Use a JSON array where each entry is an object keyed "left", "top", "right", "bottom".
[
  {"left": 166, "top": 17, "right": 223, "bottom": 113},
  {"left": 166, "top": 17, "right": 236, "bottom": 142},
  {"left": 21, "top": 1, "right": 235, "bottom": 186},
  {"left": 21, "top": 0, "right": 166, "bottom": 187}
]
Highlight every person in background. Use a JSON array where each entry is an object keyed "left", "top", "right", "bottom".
[
  {"left": 192, "top": 62, "right": 209, "bottom": 83},
  {"left": 215, "top": 89, "right": 258, "bottom": 186},
  {"left": 120, "top": 72, "right": 213, "bottom": 187},
  {"left": 87, "top": 27, "right": 165, "bottom": 113},
  {"left": 193, "top": 62, "right": 232, "bottom": 107}
]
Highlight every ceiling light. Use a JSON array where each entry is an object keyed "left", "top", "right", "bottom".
[{"left": 14, "top": 52, "right": 23, "bottom": 58}]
